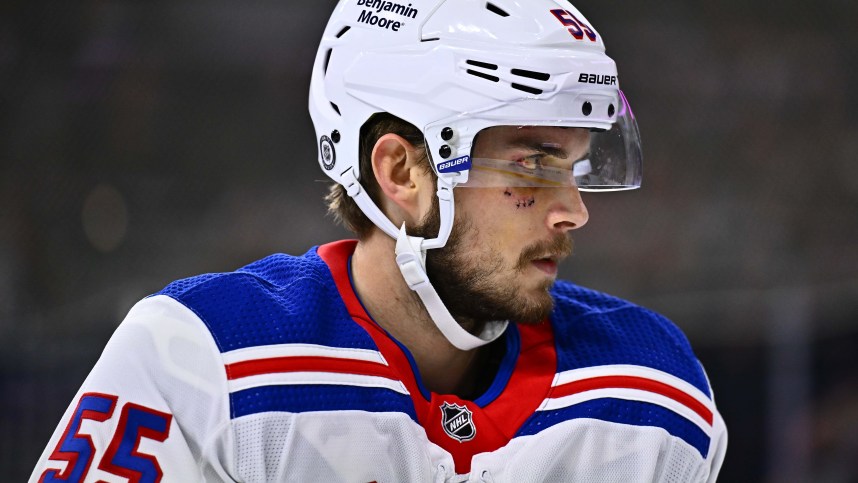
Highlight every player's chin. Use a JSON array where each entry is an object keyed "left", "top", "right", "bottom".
[
  {"left": 522, "top": 271, "right": 557, "bottom": 293},
  {"left": 513, "top": 288, "right": 555, "bottom": 325}
]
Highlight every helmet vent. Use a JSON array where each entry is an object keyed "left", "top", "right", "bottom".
[
  {"left": 323, "top": 48, "right": 333, "bottom": 74},
  {"left": 330, "top": 102, "right": 341, "bottom": 115},
  {"left": 511, "top": 68, "right": 550, "bottom": 81},
  {"left": 465, "top": 59, "right": 499, "bottom": 82},
  {"left": 464, "top": 60, "right": 546, "bottom": 94},
  {"left": 336, "top": 26, "right": 351, "bottom": 38},
  {"left": 466, "top": 59, "right": 498, "bottom": 70},
  {"left": 467, "top": 69, "right": 499, "bottom": 83},
  {"left": 486, "top": 2, "right": 510, "bottom": 17},
  {"left": 511, "top": 83, "right": 543, "bottom": 95}
]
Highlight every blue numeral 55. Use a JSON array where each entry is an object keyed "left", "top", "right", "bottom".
[{"left": 40, "top": 393, "right": 172, "bottom": 483}]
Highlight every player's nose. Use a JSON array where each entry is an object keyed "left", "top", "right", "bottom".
[{"left": 545, "top": 186, "right": 589, "bottom": 233}]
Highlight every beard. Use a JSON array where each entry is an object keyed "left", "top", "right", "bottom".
[{"left": 409, "top": 195, "right": 573, "bottom": 327}]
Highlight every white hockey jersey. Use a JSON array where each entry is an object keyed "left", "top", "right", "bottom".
[{"left": 31, "top": 240, "right": 727, "bottom": 482}]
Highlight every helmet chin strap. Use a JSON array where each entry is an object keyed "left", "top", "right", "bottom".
[
  {"left": 346, "top": 170, "right": 508, "bottom": 350},
  {"left": 394, "top": 227, "right": 508, "bottom": 351},
  {"left": 393, "top": 176, "right": 509, "bottom": 350}
]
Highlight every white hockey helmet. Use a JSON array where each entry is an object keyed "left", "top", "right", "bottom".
[
  {"left": 310, "top": 0, "right": 641, "bottom": 246},
  {"left": 309, "top": 0, "right": 642, "bottom": 349}
]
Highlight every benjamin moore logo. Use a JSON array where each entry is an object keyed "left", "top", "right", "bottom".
[
  {"left": 440, "top": 402, "right": 476, "bottom": 442},
  {"left": 437, "top": 155, "right": 471, "bottom": 174},
  {"left": 356, "top": 0, "right": 418, "bottom": 32}
]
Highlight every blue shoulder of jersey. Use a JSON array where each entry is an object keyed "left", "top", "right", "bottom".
[
  {"left": 151, "top": 248, "right": 418, "bottom": 421},
  {"left": 549, "top": 280, "right": 709, "bottom": 396},
  {"left": 515, "top": 281, "right": 716, "bottom": 457},
  {"left": 152, "top": 247, "right": 378, "bottom": 353}
]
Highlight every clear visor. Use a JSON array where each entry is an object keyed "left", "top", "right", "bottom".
[{"left": 458, "top": 91, "right": 642, "bottom": 191}]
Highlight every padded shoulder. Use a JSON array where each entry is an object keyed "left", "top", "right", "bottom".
[
  {"left": 154, "top": 248, "right": 378, "bottom": 353},
  {"left": 549, "top": 280, "right": 710, "bottom": 397}
]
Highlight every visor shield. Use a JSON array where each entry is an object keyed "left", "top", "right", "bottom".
[{"left": 458, "top": 91, "right": 642, "bottom": 191}]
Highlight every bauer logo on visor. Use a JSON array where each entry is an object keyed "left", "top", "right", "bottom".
[{"left": 437, "top": 155, "right": 472, "bottom": 174}]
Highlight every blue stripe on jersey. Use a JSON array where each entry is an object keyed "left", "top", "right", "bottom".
[
  {"left": 549, "top": 281, "right": 711, "bottom": 398},
  {"left": 345, "top": 255, "right": 429, "bottom": 402},
  {"left": 230, "top": 384, "right": 418, "bottom": 420},
  {"left": 516, "top": 398, "right": 710, "bottom": 457},
  {"left": 474, "top": 324, "right": 520, "bottom": 408},
  {"left": 155, "top": 248, "right": 378, "bottom": 353}
]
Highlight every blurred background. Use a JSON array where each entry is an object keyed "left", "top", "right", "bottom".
[{"left": 2, "top": 0, "right": 857, "bottom": 481}]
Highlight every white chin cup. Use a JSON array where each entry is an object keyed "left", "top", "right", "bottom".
[{"left": 394, "top": 224, "right": 508, "bottom": 351}]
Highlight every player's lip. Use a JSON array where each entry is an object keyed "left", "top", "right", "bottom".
[{"left": 531, "top": 257, "right": 559, "bottom": 276}]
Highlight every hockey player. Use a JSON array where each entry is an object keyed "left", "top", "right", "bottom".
[{"left": 31, "top": 0, "right": 727, "bottom": 481}]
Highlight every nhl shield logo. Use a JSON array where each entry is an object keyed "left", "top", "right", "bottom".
[
  {"left": 319, "top": 135, "right": 336, "bottom": 171},
  {"left": 440, "top": 402, "right": 476, "bottom": 442}
]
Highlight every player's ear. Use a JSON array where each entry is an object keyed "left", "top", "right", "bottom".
[{"left": 372, "top": 133, "right": 426, "bottom": 223}]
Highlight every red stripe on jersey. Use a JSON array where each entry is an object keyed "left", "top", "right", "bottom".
[
  {"left": 317, "top": 240, "right": 558, "bottom": 474},
  {"left": 550, "top": 375, "right": 713, "bottom": 425},
  {"left": 481, "top": 322, "right": 556, "bottom": 437},
  {"left": 225, "top": 356, "right": 393, "bottom": 380},
  {"left": 318, "top": 241, "right": 431, "bottom": 422}
]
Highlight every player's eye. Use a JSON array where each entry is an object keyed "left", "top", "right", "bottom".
[{"left": 513, "top": 153, "right": 545, "bottom": 171}]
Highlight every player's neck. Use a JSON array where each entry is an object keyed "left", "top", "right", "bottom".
[{"left": 351, "top": 233, "right": 490, "bottom": 397}]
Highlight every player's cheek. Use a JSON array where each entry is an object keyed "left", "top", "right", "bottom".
[{"left": 502, "top": 187, "right": 537, "bottom": 209}]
